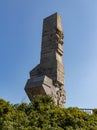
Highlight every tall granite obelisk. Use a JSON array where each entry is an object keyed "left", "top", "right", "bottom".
[{"left": 24, "top": 13, "right": 66, "bottom": 107}]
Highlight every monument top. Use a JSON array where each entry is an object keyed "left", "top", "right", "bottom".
[{"left": 43, "top": 12, "right": 63, "bottom": 32}]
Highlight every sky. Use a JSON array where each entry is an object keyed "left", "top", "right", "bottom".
[{"left": 0, "top": 0, "right": 97, "bottom": 108}]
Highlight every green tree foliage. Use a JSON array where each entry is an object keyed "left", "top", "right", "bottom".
[
  {"left": 0, "top": 96, "right": 97, "bottom": 130},
  {"left": 93, "top": 108, "right": 97, "bottom": 115}
]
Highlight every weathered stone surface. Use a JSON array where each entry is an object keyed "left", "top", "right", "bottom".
[{"left": 24, "top": 12, "right": 66, "bottom": 107}]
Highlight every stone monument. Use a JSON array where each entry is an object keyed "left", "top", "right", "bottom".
[{"left": 24, "top": 13, "right": 66, "bottom": 107}]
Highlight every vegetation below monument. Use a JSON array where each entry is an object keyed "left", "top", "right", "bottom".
[{"left": 0, "top": 96, "right": 97, "bottom": 130}]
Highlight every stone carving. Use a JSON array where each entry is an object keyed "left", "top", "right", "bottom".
[{"left": 24, "top": 13, "right": 66, "bottom": 107}]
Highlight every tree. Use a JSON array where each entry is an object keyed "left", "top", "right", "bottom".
[{"left": 1, "top": 97, "right": 97, "bottom": 130}]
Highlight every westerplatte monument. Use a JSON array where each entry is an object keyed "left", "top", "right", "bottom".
[{"left": 24, "top": 13, "right": 66, "bottom": 107}]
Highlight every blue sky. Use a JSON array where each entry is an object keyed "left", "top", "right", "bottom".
[{"left": 0, "top": 0, "right": 97, "bottom": 108}]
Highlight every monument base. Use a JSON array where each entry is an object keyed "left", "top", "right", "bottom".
[{"left": 25, "top": 75, "right": 66, "bottom": 107}]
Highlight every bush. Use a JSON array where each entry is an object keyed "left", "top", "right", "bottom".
[{"left": 0, "top": 97, "right": 97, "bottom": 130}]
